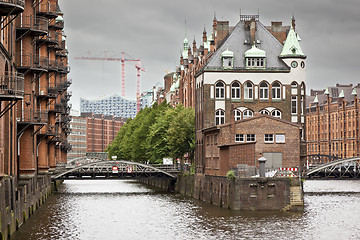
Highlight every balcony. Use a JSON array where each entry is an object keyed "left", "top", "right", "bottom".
[
  {"left": 36, "top": 1, "right": 58, "bottom": 18},
  {"left": 60, "top": 140, "right": 72, "bottom": 152},
  {"left": 48, "top": 59, "right": 58, "bottom": 71},
  {"left": 49, "top": 103, "right": 64, "bottom": 113},
  {"left": 49, "top": 16, "right": 64, "bottom": 30},
  {"left": 0, "top": 0, "right": 24, "bottom": 16},
  {"left": 37, "top": 30, "right": 59, "bottom": 45},
  {"left": 15, "top": 15, "right": 48, "bottom": 38},
  {"left": 15, "top": 52, "right": 48, "bottom": 72},
  {"left": 36, "top": 87, "right": 57, "bottom": 99},
  {"left": 56, "top": 115, "right": 71, "bottom": 124},
  {"left": 58, "top": 63, "right": 70, "bottom": 74},
  {"left": 0, "top": 73, "right": 24, "bottom": 100},
  {"left": 38, "top": 124, "right": 57, "bottom": 136},
  {"left": 17, "top": 109, "right": 48, "bottom": 124}
]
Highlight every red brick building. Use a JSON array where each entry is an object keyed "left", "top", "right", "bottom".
[
  {"left": 204, "top": 114, "right": 303, "bottom": 176},
  {"left": 1, "top": 0, "right": 71, "bottom": 236},
  {"left": 192, "top": 14, "right": 306, "bottom": 175},
  {"left": 81, "top": 113, "right": 124, "bottom": 154},
  {"left": 306, "top": 84, "right": 360, "bottom": 158}
]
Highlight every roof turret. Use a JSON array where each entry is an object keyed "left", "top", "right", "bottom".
[{"left": 279, "top": 26, "right": 305, "bottom": 58}]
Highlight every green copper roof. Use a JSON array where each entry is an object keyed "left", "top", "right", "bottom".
[
  {"left": 221, "top": 47, "right": 234, "bottom": 58},
  {"left": 182, "top": 37, "right": 189, "bottom": 59},
  {"left": 339, "top": 90, "right": 344, "bottom": 98},
  {"left": 244, "top": 44, "right": 266, "bottom": 58},
  {"left": 279, "top": 26, "right": 305, "bottom": 58},
  {"left": 62, "top": 35, "right": 66, "bottom": 41},
  {"left": 313, "top": 94, "right": 319, "bottom": 103},
  {"left": 324, "top": 87, "right": 329, "bottom": 95},
  {"left": 55, "top": 15, "right": 63, "bottom": 22},
  {"left": 352, "top": 88, "right": 358, "bottom": 96}
]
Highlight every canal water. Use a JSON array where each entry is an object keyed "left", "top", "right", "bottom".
[{"left": 11, "top": 179, "right": 360, "bottom": 240}]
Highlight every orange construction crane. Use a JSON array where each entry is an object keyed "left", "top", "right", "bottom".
[{"left": 74, "top": 51, "right": 144, "bottom": 112}]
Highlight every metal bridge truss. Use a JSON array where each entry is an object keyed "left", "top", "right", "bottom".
[
  {"left": 306, "top": 157, "right": 360, "bottom": 179},
  {"left": 53, "top": 159, "right": 178, "bottom": 180}
]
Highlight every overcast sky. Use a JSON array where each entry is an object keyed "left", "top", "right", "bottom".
[{"left": 59, "top": 0, "right": 360, "bottom": 111}]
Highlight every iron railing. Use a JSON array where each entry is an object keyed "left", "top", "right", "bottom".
[
  {"left": 0, "top": 0, "right": 25, "bottom": 15},
  {"left": 15, "top": 52, "right": 48, "bottom": 69},
  {"left": 0, "top": 73, "right": 24, "bottom": 97},
  {"left": 36, "top": 1, "right": 57, "bottom": 17},
  {"left": 16, "top": 15, "right": 48, "bottom": 32},
  {"left": 49, "top": 18, "right": 64, "bottom": 29}
]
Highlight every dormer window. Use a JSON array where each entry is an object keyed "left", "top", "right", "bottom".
[
  {"left": 244, "top": 44, "right": 266, "bottom": 69},
  {"left": 221, "top": 47, "right": 234, "bottom": 69}
]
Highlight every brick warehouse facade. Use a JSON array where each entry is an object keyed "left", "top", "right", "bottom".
[
  {"left": 193, "top": 14, "right": 307, "bottom": 176},
  {"left": 0, "top": 0, "right": 71, "bottom": 238},
  {"left": 306, "top": 84, "right": 360, "bottom": 158}
]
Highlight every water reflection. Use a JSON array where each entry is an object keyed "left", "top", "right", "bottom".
[{"left": 11, "top": 180, "right": 360, "bottom": 240}]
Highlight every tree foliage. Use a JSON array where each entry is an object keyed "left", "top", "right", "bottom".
[{"left": 106, "top": 102, "right": 195, "bottom": 164}]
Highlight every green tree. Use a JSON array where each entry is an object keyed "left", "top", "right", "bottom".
[{"left": 167, "top": 105, "right": 195, "bottom": 162}]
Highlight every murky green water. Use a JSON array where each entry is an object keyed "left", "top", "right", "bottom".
[{"left": 11, "top": 179, "right": 360, "bottom": 240}]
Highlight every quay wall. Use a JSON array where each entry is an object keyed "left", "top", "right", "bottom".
[
  {"left": 141, "top": 174, "right": 304, "bottom": 211},
  {"left": 0, "top": 176, "right": 59, "bottom": 239}
]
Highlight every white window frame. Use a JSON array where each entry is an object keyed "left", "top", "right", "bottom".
[
  {"left": 271, "top": 110, "right": 282, "bottom": 119},
  {"left": 260, "top": 109, "right": 269, "bottom": 115},
  {"left": 234, "top": 109, "right": 241, "bottom": 121},
  {"left": 215, "top": 81, "right": 225, "bottom": 99},
  {"left": 215, "top": 109, "right": 225, "bottom": 125},
  {"left": 231, "top": 81, "right": 241, "bottom": 99},
  {"left": 272, "top": 82, "right": 281, "bottom": 99},
  {"left": 235, "top": 134, "right": 244, "bottom": 142},
  {"left": 276, "top": 134, "right": 285, "bottom": 143},
  {"left": 259, "top": 82, "right": 269, "bottom": 99},
  {"left": 291, "top": 96, "right": 297, "bottom": 114},
  {"left": 244, "top": 82, "right": 253, "bottom": 99},
  {"left": 264, "top": 134, "right": 274, "bottom": 143},
  {"left": 243, "top": 109, "right": 253, "bottom": 119},
  {"left": 246, "top": 134, "right": 256, "bottom": 142}
]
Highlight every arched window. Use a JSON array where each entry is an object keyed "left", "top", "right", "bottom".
[
  {"left": 234, "top": 109, "right": 241, "bottom": 121},
  {"left": 272, "top": 82, "right": 281, "bottom": 99},
  {"left": 244, "top": 81, "right": 253, "bottom": 99},
  {"left": 215, "top": 109, "right": 225, "bottom": 125},
  {"left": 259, "top": 82, "right": 269, "bottom": 99},
  {"left": 260, "top": 109, "right": 269, "bottom": 115},
  {"left": 271, "top": 110, "right": 282, "bottom": 119},
  {"left": 243, "top": 109, "right": 253, "bottom": 119},
  {"left": 231, "top": 81, "right": 241, "bottom": 99},
  {"left": 215, "top": 81, "right": 225, "bottom": 99}
]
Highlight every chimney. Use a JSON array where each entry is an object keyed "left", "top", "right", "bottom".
[
  {"left": 193, "top": 38, "right": 196, "bottom": 54},
  {"left": 213, "top": 13, "right": 217, "bottom": 49},
  {"left": 250, "top": 17, "right": 256, "bottom": 45}
]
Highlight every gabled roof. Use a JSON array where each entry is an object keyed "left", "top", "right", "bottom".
[{"left": 203, "top": 20, "right": 289, "bottom": 70}]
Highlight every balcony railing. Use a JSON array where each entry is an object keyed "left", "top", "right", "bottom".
[
  {"left": 0, "top": 0, "right": 25, "bottom": 16},
  {"left": 34, "top": 110, "right": 48, "bottom": 123},
  {"left": 48, "top": 59, "right": 58, "bottom": 71},
  {"left": 36, "top": 1, "right": 57, "bottom": 18},
  {"left": 16, "top": 15, "right": 48, "bottom": 34},
  {"left": 57, "top": 115, "right": 71, "bottom": 124},
  {"left": 15, "top": 52, "right": 49, "bottom": 71},
  {"left": 17, "top": 109, "right": 48, "bottom": 123},
  {"left": 38, "top": 30, "right": 59, "bottom": 45},
  {"left": 0, "top": 73, "right": 24, "bottom": 99},
  {"left": 49, "top": 18, "right": 64, "bottom": 29}
]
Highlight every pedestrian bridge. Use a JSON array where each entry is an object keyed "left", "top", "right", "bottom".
[
  {"left": 305, "top": 156, "right": 360, "bottom": 179},
  {"left": 52, "top": 157, "right": 179, "bottom": 180}
]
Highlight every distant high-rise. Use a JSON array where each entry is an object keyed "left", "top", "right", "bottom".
[{"left": 80, "top": 93, "right": 150, "bottom": 118}]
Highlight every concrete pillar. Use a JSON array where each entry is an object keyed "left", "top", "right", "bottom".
[{"left": 258, "top": 157, "right": 267, "bottom": 177}]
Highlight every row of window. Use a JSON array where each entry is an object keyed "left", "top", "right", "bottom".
[
  {"left": 215, "top": 81, "right": 282, "bottom": 100},
  {"left": 215, "top": 108, "right": 282, "bottom": 125},
  {"left": 235, "top": 133, "right": 285, "bottom": 143}
]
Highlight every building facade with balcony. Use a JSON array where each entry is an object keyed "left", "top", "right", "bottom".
[
  {"left": 0, "top": 0, "right": 71, "bottom": 237},
  {"left": 306, "top": 84, "right": 360, "bottom": 158}
]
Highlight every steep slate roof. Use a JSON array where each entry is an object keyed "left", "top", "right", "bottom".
[{"left": 204, "top": 21, "right": 289, "bottom": 70}]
